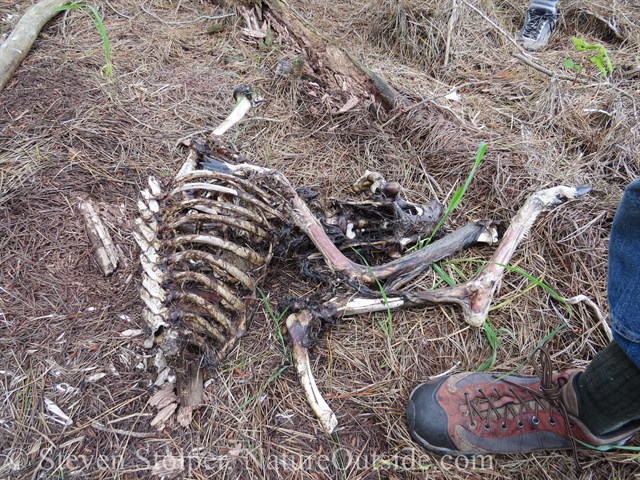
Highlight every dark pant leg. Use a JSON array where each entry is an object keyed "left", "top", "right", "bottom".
[{"left": 609, "top": 179, "right": 640, "bottom": 368}]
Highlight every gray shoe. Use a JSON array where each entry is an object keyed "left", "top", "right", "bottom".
[{"left": 521, "top": 8, "right": 558, "bottom": 51}]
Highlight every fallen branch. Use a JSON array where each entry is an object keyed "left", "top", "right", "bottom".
[
  {"left": 0, "top": 0, "right": 69, "bottom": 93},
  {"left": 254, "top": 0, "right": 401, "bottom": 109},
  {"left": 91, "top": 422, "right": 157, "bottom": 439}
]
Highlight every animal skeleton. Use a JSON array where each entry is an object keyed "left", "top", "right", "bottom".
[{"left": 135, "top": 86, "right": 589, "bottom": 432}]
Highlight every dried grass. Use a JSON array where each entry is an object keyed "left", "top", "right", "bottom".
[{"left": 1, "top": 0, "right": 639, "bottom": 478}]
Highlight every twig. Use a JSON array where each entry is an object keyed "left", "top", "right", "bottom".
[
  {"left": 459, "top": 0, "right": 524, "bottom": 53},
  {"left": 564, "top": 295, "right": 612, "bottom": 341},
  {"left": 105, "top": 0, "right": 133, "bottom": 19},
  {"left": 457, "top": 0, "right": 586, "bottom": 83},
  {"left": 444, "top": 0, "right": 460, "bottom": 66},
  {"left": 513, "top": 57, "right": 637, "bottom": 120},
  {"left": 380, "top": 90, "right": 456, "bottom": 128},
  {"left": 245, "top": 116, "right": 286, "bottom": 123},
  {"left": 140, "top": 3, "right": 234, "bottom": 26},
  {"left": 91, "top": 422, "right": 158, "bottom": 438},
  {"left": 512, "top": 53, "right": 575, "bottom": 81}
]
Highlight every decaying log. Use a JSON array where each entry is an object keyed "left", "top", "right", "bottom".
[
  {"left": 0, "top": 0, "right": 69, "bottom": 93},
  {"left": 77, "top": 197, "right": 120, "bottom": 276},
  {"left": 249, "top": 0, "right": 401, "bottom": 109}
]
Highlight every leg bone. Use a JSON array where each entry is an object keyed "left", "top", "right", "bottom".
[{"left": 286, "top": 311, "right": 338, "bottom": 434}]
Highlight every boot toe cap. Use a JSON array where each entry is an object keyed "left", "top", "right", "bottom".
[{"left": 407, "top": 379, "right": 459, "bottom": 455}]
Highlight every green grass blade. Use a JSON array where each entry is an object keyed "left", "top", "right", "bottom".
[
  {"left": 257, "top": 287, "right": 291, "bottom": 361},
  {"left": 478, "top": 319, "right": 500, "bottom": 371},
  {"left": 432, "top": 263, "right": 455, "bottom": 286},
  {"left": 85, "top": 5, "right": 112, "bottom": 77},
  {"left": 441, "top": 258, "right": 572, "bottom": 314},
  {"left": 55, "top": 3, "right": 113, "bottom": 77},
  {"left": 574, "top": 438, "right": 640, "bottom": 452},
  {"left": 235, "top": 364, "right": 289, "bottom": 412},
  {"left": 417, "top": 142, "right": 487, "bottom": 249}
]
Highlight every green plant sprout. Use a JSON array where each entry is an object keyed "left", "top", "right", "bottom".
[
  {"left": 563, "top": 37, "right": 613, "bottom": 79},
  {"left": 235, "top": 364, "right": 289, "bottom": 412},
  {"left": 257, "top": 287, "right": 291, "bottom": 361},
  {"left": 478, "top": 320, "right": 500, "bottom": 371},
  {"left": 416, "top": 142, "right": 487, "bottom": 250},
  {"left": 433, "top": 258, "right": 574, "bottom": 370},
  {"left": 235, "top": 289, "right": 292, "bottom": 413},
  {"left": 56, "top": 3, "right": 113, "bottom": 78},
  {"left": 562, "top": 58, "right": 583, "bottom": 76}
]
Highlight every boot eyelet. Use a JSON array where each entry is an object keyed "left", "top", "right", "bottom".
[
  {"left": 517, "top": 420, "right": 524, "bottom": 428},
  {"left": 501, "top": 423, "right": 507, "bottom": 430},
  {"left": 549, "top": 417, "right": 557, "bottom": 425},
  {"left": 532, "top": 416, "right": 540, "bottom": 425},
  {"left": 470, "top": 421, "right": 477, "bottom": 428},
  {"left": 484, "top": 423, "right": 491, "bottom": 430}
]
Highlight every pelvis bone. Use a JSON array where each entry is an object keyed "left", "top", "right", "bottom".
[{"left": 135, "top": 86, "right": 590, "bottom": 432}]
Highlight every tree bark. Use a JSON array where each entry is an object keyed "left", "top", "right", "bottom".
[{"left": 0, "top": 0, "right": 69, "bottom": 93}]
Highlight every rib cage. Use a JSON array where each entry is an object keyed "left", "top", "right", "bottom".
[{"left": 134, "top": 164, "right": 280, "bottom": 369}]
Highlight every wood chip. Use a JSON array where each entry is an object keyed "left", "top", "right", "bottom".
[
  {"left": 336, "top": 95, "right": 359, "bottom": 114},
  {"left": 149, "top": 385, "right": 178, "bottom": 410},
  {"left": 150, "top": 402, "right": 177, "bottom": 428}
]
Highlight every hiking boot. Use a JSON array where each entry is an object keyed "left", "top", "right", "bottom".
[
  {"left": 406, "top": 354, "right": 639, "bottom": 456},
  {"left": 521, "top": 8, "right": 558, "bottom": 51}
]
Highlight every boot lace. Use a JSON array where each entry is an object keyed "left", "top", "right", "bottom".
[{"left": 464, "top": 345, "right": 580, "bottom": 469}]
